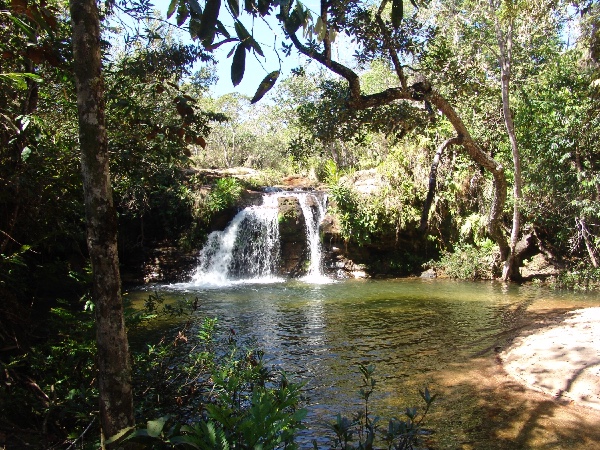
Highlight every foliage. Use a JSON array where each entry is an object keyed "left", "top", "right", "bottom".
[
  {"left": 204, "top": 177, "right": 244, "bottom": 215},
  {"left": 178, "top": 176, "right": 245, "bottom": 248},
  {"left": 549, "top": 265, "right": 600, "bottom": 291},
  {"left": 328, "top": 182, "right": 386, "bottom": 244},
  {"left": 129, "top": 334, "right": 434, "bottom": 450},
  {"left": 194, "top": 93, "right": 293, "bottom": 171},
  {"left": 326, "top": 141, "right": 426, "bottom": 246},
  {"left": 515, "top": 49, "right": 600, "bottom": 260},
  {"left": 291, "top": 77, "right": 428, "bottom": 170},
  {"left": 128, "top": 316, "right": 306, "bottom": 449},
  {"left": 316, "top": 364, "right": 435, "bottom": 450},
  {"left": 0, "top": 299, "right": 99, "bottom": 448},
  {"left": 428, "top": 240, "right": 499, "bottom": 280},
  {"left": 106, "top": 23, "right": 227, "bottom": 253}
]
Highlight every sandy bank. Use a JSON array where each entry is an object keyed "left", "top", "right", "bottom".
[{"left": 501, "top": 307, "right": 600, "bottom": 411}]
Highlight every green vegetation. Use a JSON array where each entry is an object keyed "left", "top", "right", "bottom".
[{"left": 2, "top": 0, "right": 600, "bottom": 446}]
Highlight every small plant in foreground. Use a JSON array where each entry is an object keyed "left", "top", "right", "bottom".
[
  {"left": 126, "top": 317, "right": 435, "bottom": 450},
  {"left": 316, "top": 364, "right": 436, "bottom": 450}
]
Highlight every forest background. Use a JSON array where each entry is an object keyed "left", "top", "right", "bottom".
[{"left": 1, "top": 0, "right": 600, "bottom": 447}]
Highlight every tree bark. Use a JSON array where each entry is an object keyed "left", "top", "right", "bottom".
[
  {"left": 69, "top": 0, "right": 135, "bottom": 446},
  {"left": 419, "top": 136, "right": 462, "bottom": 232},
  {"left": 427, "top": 90, "right": 510, "bottom": 261},
  {"left": 493, "top": 7, "right": 522, "bottom": 281}
]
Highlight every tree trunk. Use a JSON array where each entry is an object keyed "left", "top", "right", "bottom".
[
  {"left": 427, "top": 90, "right": 510, "bottom": 261},
  {"left": 69, "top": 0, "right": 135, "bottom": 446},
  {"left": 419, "top": 136, "right": 462, "bottom": 232},
  {"left": 575, "top": 149, "right": 599, "bottom": 267},
  {"left": 494, "top": 11, "right": 522, "bottom": 281}
]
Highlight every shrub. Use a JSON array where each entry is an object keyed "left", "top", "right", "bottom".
[
  {"left": 317, "top": 364, "right": 435, "bottom": 450},
  {"left": 428, "top": 240, "right": 500, "bottom": 280},
  {"left": 549, "top": 264, "right": 600, "bottom": 291}
]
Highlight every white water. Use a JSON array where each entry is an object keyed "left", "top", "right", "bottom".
[
  {"left": 294, "top": 192, "right": 330, "bottom": 284},
  {"left": 189, "top": 191, "right": 329, "bottom": 287}
]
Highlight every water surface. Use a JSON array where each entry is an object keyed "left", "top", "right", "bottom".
[{"left": 129, "top": 278, "right": 600, "bottom": 449}]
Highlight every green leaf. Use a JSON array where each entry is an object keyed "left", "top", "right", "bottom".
[
  {"left": 8, "top": 14, "right": 36, "bottom": 39},
  {"left": 177, "top": 2, "right": 189, "bottom": 26},
  {"left": 286, "top": 2, "right": 304, "bottom": 34},
  {"left": 257, "top": 0, "right": 271, "bottom": 15},
  {"left": 167, "top": 0, "right": 178, "bottom": 18},
  {"left": 147, "top": 416, "right": 169, "bottom": 438},
  {"left": 249, "top": 37, "right": 264, "bottom": 56},
  {"left": 250, "top": 70, "right": 279, "bottom": 104},
  {"left": 169, "top": 435, "right": 202, "bottom": 448},
  {"left": 216, "top": 20, "right": 231, "bottom": 38},
  {"left": 228, "top": 0, "right": 240, "bottom": 17},
  {"left": 189, "top": 18, "right": 202, "bottom": 39},
  {"left": 188, "top": 0, "right": 203, "bottom": 15},
  {"left": 105, "top": 426, "right": 135, "bottom": 444},
  {"left": 29, "top": 7, "right": 54, "bottom": 37},
  {"left": 0, "top": 73, "right": 41, "bottom": 89},
  {"left": 21, "top": 146, "right": 32, "bottom": 161},
  {"left": 199, "top": 0, "right": 222, "bottom": 45},
  {"left": 314, "top": 16, "right": 324, "bottom": 42},
  {"left": 231, "top": 44, "right": 246, "bottom": 86},
  {"left": 245, "top": 0, "right": 255, "bottom": 13},
  {"left": 234, "top": 20, "right": 251, "bottom": 46},
  {"left": 391, "top": 0, "right": 403, "bottom": 28}
]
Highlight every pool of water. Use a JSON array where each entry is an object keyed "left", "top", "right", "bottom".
[{"left": 128, "top": 278, "right": 600, "bottom": 449}]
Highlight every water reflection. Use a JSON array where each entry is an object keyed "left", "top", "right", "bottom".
[{"left": 129, "top": 278, "right": 600, "bottom": 449}]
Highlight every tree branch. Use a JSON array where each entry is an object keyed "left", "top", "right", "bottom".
[
  {"left": 419, "top": 136, "right": 463, "bottom": 232},
  {"left": 375, "top": 0, "right": 407, "bottom": 90}
]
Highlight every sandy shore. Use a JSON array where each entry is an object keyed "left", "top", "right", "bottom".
[{"left": 500, "top": 307, "right": 600, "bottom": 411}]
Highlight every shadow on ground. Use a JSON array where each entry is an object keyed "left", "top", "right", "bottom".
[{"left": 426, "top": 307, "right": 600, "bottom": 450}]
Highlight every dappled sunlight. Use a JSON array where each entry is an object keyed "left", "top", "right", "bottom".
[
  {"left": 502, "top": 307, "right": 600, "bottom": 410},
  {"left": 433, "top": 355, "right": 600, "bottom": 449}
]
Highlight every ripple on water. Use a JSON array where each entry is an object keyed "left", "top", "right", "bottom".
[{"left": 128, "top": 278, "right": 600, "bottom": 449}]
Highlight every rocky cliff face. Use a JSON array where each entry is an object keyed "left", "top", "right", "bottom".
[
  {"left": 277, "top": 196, "right": 309, "bottom": 276},
  {"left": 126, "top": 169, "right": 432, "bottom": 284}
]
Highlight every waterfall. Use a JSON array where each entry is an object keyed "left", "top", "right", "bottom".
[
  {"left": 190, "top": 190, "right": 328, "bottom": 287},
  {"left": 294, "top": 192, "right": 329, "bottom": 283}
]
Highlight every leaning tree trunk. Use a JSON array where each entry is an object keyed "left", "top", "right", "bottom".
[
  {"left": 69, "top": 0, "right": 135, "bottom": 446},
  {"left": 427, "top": 90, "right": 510, "bottom": 261}
]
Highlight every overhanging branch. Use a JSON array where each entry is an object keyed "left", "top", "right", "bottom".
[{"left": 419, "top": 136, "right": 463, "bottom": 232}]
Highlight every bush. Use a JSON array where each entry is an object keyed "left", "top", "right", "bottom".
[
  {"left": 317, "top": 364, "right": 435, "bottom": 450},
  {"left": 204, "top": 177, "right": 243, "bottom": 215},
  {"left": 549, "top": 264, "right": 600, "bottom": 291},
  {"left": 127, "top": 317, "right": 306, "bottom": 449},
  {"left": 428, "top": 240, "right": 499, "bottom": 280},
  {"left": 128, "top": 322, "right": 435, "bottom": 450}
]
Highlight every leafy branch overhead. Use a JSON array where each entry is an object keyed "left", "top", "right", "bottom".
[{"left": 168, "top": 0, "right": 413, "bottom": 101}]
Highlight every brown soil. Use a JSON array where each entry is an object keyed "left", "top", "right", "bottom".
[{"left": 425, "top": 307, "right": 600, "bottom": 449}]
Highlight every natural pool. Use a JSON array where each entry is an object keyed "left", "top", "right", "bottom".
[{"left": 128, "top": 278, "right": 600, "bottom": 449}]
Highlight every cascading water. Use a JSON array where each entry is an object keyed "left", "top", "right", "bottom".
[
  {"left": 294, "top": 192, "right": 329, "bottom": 283},
  {"left": 190, "top": 190, "right": 329, "bottom": 286}
]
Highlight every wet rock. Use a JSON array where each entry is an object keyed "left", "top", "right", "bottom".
[
  {"left": 420, "top": 268, "right": 437, "bottom": 278},
  {"left": 122, "top": 245, "right": 198, "bottom": 284},
  {"left": 277, "top": 196, "right": 308, "bottom": 276}
]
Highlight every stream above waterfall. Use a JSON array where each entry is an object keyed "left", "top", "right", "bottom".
[{"left": 129, "top": 278, "right": 600, "bottom": 449}]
